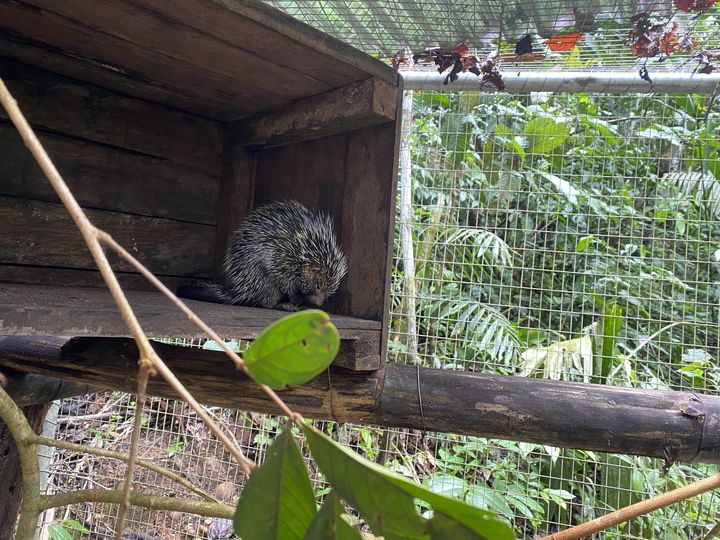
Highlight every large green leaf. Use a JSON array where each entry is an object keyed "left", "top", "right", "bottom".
[
  {"left": 304, "top": 491, "right": 362, "bottom": 540},
  {"left": 599, "top": 304, "right": 623, "bottom": 382},
  {"left": 234, "top": 428, "right": 316, "bottom": 540},
  {"left": 244, "top": 309, "right": 340, "bottom": 389},
  {"left": 303, "top": 424, "right": 514, "bottom": 540},
  {"left": 522, "top": 118, "right": 570, "bottom": 154}
]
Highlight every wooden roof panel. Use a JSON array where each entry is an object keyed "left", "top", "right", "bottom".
[{"left": 0, "top": 0, "right": 396, "bottom": 120}]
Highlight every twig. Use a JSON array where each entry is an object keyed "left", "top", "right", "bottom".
[
  {"left": 0, "top": 386, "right": 42, "bottom": 539},
  {"left": 0, "top": 78, "right": 258, "bottom": 531},
  {"left": 97, "top": 232, "right": 301, "bottom": 423},
  {"left": 115, "top": 371, "right": 149, "bottom": 540},
  {"left": 704, "top": 522, "right": 720, "bottom": 540},
  {"left": 29, "top": 435, "right": 219, "bottom": 503},
  {"left": 537, "top": 473, "right": 720, "bottom": 540},
  {"left": 38, "top": 490, "right": 234, "bottom": 518}
]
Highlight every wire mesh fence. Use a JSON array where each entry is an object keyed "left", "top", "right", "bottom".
[
  {"left": 265, "top": 0, "right": 720, "bottom": 73},
  {"left": 32, "top": 0, "right": 720, "bottom": 533},
  {"left": 39, "top": 86, "right": 720, "bottom": 540}
]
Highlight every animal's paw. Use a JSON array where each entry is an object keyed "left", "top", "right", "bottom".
[{"left": 274, "top": 302, "right": 301, "bottom": 312}]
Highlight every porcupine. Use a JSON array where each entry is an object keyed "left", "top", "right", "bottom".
[{"left": 177, "top": 199, "right": 347, "bottom": 311}]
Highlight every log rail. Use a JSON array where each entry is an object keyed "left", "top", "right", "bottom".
[{"left": 1, "top": 335, "right": 719, "bottom": 464}]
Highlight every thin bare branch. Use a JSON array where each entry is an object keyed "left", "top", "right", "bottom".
[
  {"left": 538, "top": 473, "right": 720, "bottom": 540},
  {"left": 97, "top": 231, "right": 301, "bottom": 423},
  {"left": 38, "top": 490, "right": 234, "bottom": 518},
  {"left": 28, "top": 435, "right": 219, "bottom": 503},
  {"left": 0, "top": 78, "right": 259, "bottom": 532},
  {"left": 114, "top": 369, "right": 150, "bottom": 540}
]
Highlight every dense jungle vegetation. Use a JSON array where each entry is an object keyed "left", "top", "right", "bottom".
[{"left": 383, "top": 89, "right": 720, "bottom": 538}]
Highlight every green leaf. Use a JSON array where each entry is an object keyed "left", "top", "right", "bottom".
[
  {"left": 576, "top": 235, "right": 595, "bottom": 252},
  {"left": 441, "top": 113, "right": 473, "bottom": 168},
  {"left": 303, "top": 424, "right": 514, "bottom": 540},
  {"left": 465, "top": 485, "right": 513, "bottom": 519},
  {"left": 61, "top": 519, "right": 90, "bottom": 533},
  {"left": 304, "top": 491, "right": 362, "bottom": 540},
  {"left": 522, "top": 118, "right": 570, "bottom": 154},
  {"left": 234, "top": 428, "right": 316, "bottom": 540},
  {"left": 47, "top": 524, "right": 72, "bottom": 540},
  {"left": 425, "top": 474, "right": 468, "bottom": 499},
  {"left": 244, "top": 310, "right": 340, "bottom": 389},
  {"left": 600, "top": 304, "right": 622, "bottom": 382}
]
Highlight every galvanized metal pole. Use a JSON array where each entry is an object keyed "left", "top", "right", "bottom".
[{"left": 401, "top": 70, "right": 720, "bottom": 94}]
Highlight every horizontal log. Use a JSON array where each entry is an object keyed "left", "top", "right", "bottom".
[
  {"left": 380, "top": 363, "right": 720, "bottom": 464},
  {"left": 1, "top": 336, "right": 719, "bottom": 464},
  {"left": 0, "top": 370, "right": 99, "bottom": 406},
  {"left": 236, "top": 78, "right": 397, "bottom": 149},
  {"left": 0, "top": 336, "right": 382, "bottom": 424}
]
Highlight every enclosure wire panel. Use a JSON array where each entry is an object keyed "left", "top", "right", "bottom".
[
  {"left": 40, "top": 89, "right": 720, "bottom": 539},
  {"left": 266, "top": 0, "right": 720, "bottom": 73}
]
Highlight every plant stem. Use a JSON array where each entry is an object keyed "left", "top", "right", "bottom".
[
  {"left": 28, "top": 435, "right": 219, "bottom": 503},
  {"left": 538, "top": 473, "right": 720, "bottom": 540},
  {"left": 0, "top": 386, "right": 41, "bottom": 540},
  {"left": 38, "top": 490, "right": 234, "bottom": 518}
]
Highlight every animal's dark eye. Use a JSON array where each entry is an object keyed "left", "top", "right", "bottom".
[{"left": 316, "top": 284, "right": 321, "bottom": 291}]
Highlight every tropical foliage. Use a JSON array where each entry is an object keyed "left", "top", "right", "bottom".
[{"left": 386, "top": 88, "right": 720, "bottom": 538}]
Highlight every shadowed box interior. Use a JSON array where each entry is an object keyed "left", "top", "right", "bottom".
[{"left": 0, "top": 0, "right": 400, "bottom": 372}]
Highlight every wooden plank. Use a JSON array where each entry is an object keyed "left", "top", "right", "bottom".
[
  {"left": 133, "top": 0, "right": 371, "bottom": 88},
  {"left": 0, "top": 0, "right": 253, "bottom": 117},
  {"left": 213, "top": 137, "right": 256, "bottom": 281},
  {"left": 337, "top": 123, "right": 398, "bottom": 322},
  {"left": 0, "top": 197, "right": 215, "bottom": 277},
  {"left": 0, "top": 284, "right": 381, "bottom": 336},
  {"left": 0, "top": 34, "right": 231, "bottom": 120},
  {"left": 0, "top": 122, "right": 219, "bottom": 224},
  {"left": 0, "top": 265, "right": 192, "bottom": 292},
  {"left": 19, "top": 0, "right": 335, "bottom": 112},
  {"left": 0, "top": 58, "right": 223, "bottom": 175},
  {"left": 237, "top": 78, "right": 398, "bottom": 149},
  {"left": 3, "top": 336, "right": 720, "bottom": 464},
  {"left": 207, "top": 0, "right": 397, "bottom": 86},
  {"left": 0, "top": 284, "right": 382, "bottom": 369}
]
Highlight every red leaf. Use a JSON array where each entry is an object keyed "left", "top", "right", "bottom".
[
  {"left": 452, "top": 42, "right": 470, "bottom": 55},
  {"left": 659, "top": 23, "right": 679, "bottom": 54},
  {"left": 674, "top": 0, "right": 715, "bottom": 10},
  {"left": 699, "top": 63, "right": 715, "bottom": 74},
  {"left": 543, "top": 32, "right": 584, "bottom": 51}
]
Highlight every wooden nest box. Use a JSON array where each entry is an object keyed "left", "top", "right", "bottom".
[{"left": 0, "top": 0, "right": 400, "bottom": 373}]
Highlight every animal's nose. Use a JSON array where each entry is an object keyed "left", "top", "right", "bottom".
[{"left": 307, "top": 293, "right": 325, "bottom": 306}]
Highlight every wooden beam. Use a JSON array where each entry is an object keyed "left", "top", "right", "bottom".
[
  {"left": 0, "top": 336, "right": 383, "bottom": 424},
  {"left": 1, "top": 370, "right": 98, "bottom": 407},
  {"left": 1, "top": 336, "right": 719, "bottom": 464},
  {"left": 236, "top": 78, "right": 397, "bottom": 149},
  {"left": 0, "top": 284, "right": 382, "bottom": 371},
  {"left": 198, "top": 0, "right": 398, "bottom": 86}
]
